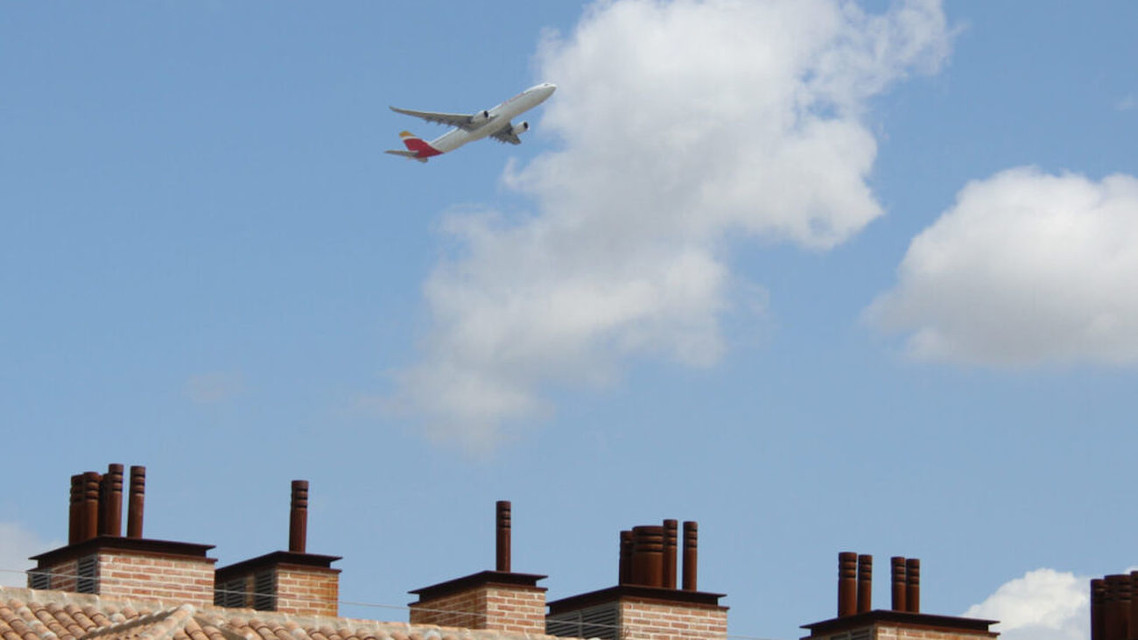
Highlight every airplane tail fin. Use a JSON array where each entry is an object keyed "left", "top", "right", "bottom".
[
  {"left": 384, "top": 131, "right": 440, "bottom": 163},
  {"left": 399, "top": 130, "right": 420, "bottom": 148},
  {"left": 397, "top": 130, "right": 442, "bottom": 159}
]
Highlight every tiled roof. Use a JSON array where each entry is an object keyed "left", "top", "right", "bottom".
[{"left": 0, "top": 588, "right": 564, "bottom": 640}]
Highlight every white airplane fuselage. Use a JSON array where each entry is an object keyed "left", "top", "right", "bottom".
[
  {"left": 430, "top": 83, "right": 556, "bottom": 152},
  {"left": 387, "top": 83, "right": 557, "bottom": 161}
]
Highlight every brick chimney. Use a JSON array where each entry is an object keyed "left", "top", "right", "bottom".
[
  {"left": 409, "top": 501, "right": 548, "bottom": 634},
  {"left": 546, "top": 519, "right": 727, "bottom": 640},
  {"left": 28, "top": 464, "right": 218, "bottom": 605},
  {"left": 214, "top": 480, "right": 342, "bottom": 616},
  {"left": 801, "top": 552, "right": 997, "bottom": 640}
]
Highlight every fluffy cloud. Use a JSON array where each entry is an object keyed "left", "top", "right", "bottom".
[
  {"left": 964, "top": 569, "right": 1089, "bottom": 640},
  {"left": 395, "top": 0, "right": 951, "bottom": 451},
  {"left": 0, "top": 522, "right": 54, "bottom": 587},
  {"left": 868, "top": 168, "right": 1138, "bottom": 367}
]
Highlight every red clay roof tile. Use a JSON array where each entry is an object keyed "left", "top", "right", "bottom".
[{"left": 0, "top": 587, "right": 576, "bottom": 640}]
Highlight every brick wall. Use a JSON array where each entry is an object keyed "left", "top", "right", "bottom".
[
  {"left": 275, "top": 564, "right": 340, "bottom": 617},
  {"left": 214, "top": 551, "right": 341, "bottom": 616},
  {"left": 486, "top": 586, "right": 547, "bottom": 633},
  {"left": 30, "top": 548, "right": 215, "bottom": 605},
  {"left": 411, "top": 588, "right": 490, "bottom": 628},
  {"left": 874, "top": 624, "right": 996, "bottom": 640},
  {"left": 617, "top": 599, "right": 728, "bottom": 640},
  {"left": 802, "top": 613, "right": 998, "bottom": 640},
  {"left": 411, "top": 583, "right": 547, "bottom": 634},
  {"left": 95, "top": 551, "right": 215, "bottom": 604}
]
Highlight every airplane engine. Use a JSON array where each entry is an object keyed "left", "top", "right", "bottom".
[
  {"left": 470, "top": 109, "right": 490, "bottom": 125},
  {"left": 509, "top": 121, "right": 529, "bottom": 136}
]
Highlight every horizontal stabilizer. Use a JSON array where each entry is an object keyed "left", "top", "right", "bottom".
[{"left": 385, "top": 149, "right": 428, "bottom": 163}]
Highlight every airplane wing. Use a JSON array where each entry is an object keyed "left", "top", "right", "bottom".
[
  {"left": 389, "top": 106, "right": 493, "bottom": 131},
  {"left": 490, "top": 124, "right": 523, "bottom": 145}
]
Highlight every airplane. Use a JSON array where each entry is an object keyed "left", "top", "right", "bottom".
[{"left": 386, "top": 82, "right": 557, "bottom": 162}]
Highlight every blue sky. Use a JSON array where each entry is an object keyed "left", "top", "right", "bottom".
[{"left": 2, "top": 3, "right": 1137, "bottom": 640}]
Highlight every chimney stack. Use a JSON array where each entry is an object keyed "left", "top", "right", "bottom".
[
  {"left": 100, "top": 464, "right": 124, "bottom": 537},
  {"left": 127, "top": 465, "right": 145, "bottom": 538},
  {"left": 1087, "top": 571, "right": 1138, "bottom": 640},
  {"left": 97, "top": 472, "right": 108, "bottom": 536},
  {"left": 805, "top": 554, "right": 998, "bottom": 640},
  {"left": 81, "top": 471, "right": 101, "bottom": 541},
  {"left": 891, "top": 556, "right": 907, "bottom": 612},
  {"left": 619, "top": 530, "right": 633, "bottom": 585},
  {"left": 409, "top": 500, "right": 545, "bottom": 634},
  {"left": 68, "top": 475, "right": 82, "bottom": 544},
  {"left": 66, "top": 465, "right": 126, "bottom": 544},
  {"left": 630, "top": 525, "right": 665, "bottom": 587},
  {"left": 905, "top": 558, "right": 921, "bottom": 613},
  {"left": 496, "top": 500, "right": 511, "bottom": 572},
  {"left": 289, "top": 480, "right": 308, "bottom": 553},
  {"left": 838, "top": 552, "right": 858, "bottom": 617},
  {"left": 546, "top": 518, "right": 725, "bottom": 640},
  {"left": 662, "top": 519, "right": 678, "bottom": 589},
  {"left": 1094, "top": 579, "right": 1107, "bottom": 640},
  {"left": 1120, "top": 574, "right": 1133, "bottom": 640},
  {"left": 1105, "top": 576, "right": 1120, "bottom": 640},
  {"left": 614, "top": 520, "right": 699, "bottom": 591},
  {"left": 215, "top": 479, "right": 341, "bottom": 616},
  {"left": 857, "top": 555, "right": 873, "bottom": 614},
  {"left": 1122, "top": 574, "right": 1133, "bottom": 640},
  {"left": 1104, "top": 574, "right": 1132, "bottom": 640},
  {"left": 1129, "top": 572, "right": 1138, "bottom": 640},
  {"left": 35, "top": 463, "right": 217, "bottom": 603},
  {"left": 682, "top": 520, "right": 698, "bottom": 591}
]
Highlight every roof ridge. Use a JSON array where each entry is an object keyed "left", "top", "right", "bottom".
[
  {"left": 139, "top": 604, "right": 195, "bottom": 640},
  {"left": 78, "top": 604, "right": 194, "bottom": 640},
  {"left": 1, "top": 586, "right": 166, "bottom": 615},
  {"left": 191, "top": 614, "right": 256, "bottom": 640}
]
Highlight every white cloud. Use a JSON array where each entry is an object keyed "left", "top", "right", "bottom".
[
  {"left": 394, "top": 0, "right": 951, "bottom": 451},
  {"left": 867, "top": 168, "right": 1138, "bottom": 367},
  {"left": 0, "top": 522, "right": 55, "bottom": 587},
  {"left": 184, "top": 371, "right": 244, "bottom": 405},
  {"left": 964, "top": 568, "right": 1089, "bottom": 640}
]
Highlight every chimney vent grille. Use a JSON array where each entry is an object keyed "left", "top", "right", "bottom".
[
  {"left": 29, "top": 569, "right": 51, "bottom": 590},
  {"left": 216, "top": 578, "right": 247, "bottom": 608},
  {"left": 546, "top": 602, "right": 619, "bottom": 640},
  {"left": 77, "top": 555, "right": 98, "bottom": 594},
  {"left": 253, "top": 570, "right": 277, "bottom": 611}
]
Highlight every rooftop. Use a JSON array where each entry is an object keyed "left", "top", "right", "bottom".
[{"left": 0, "top": 587, "right": 551, "bottom": 640}]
